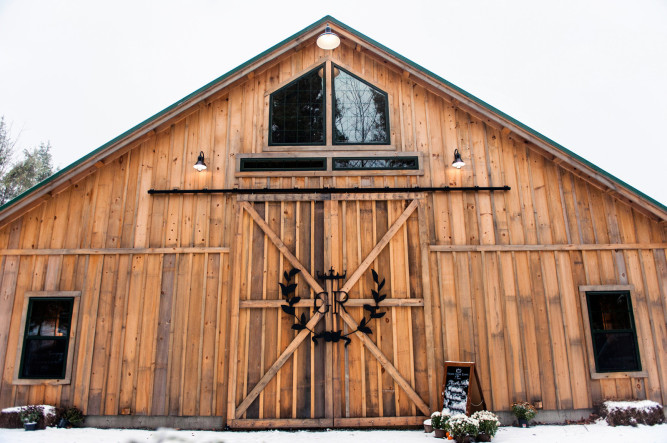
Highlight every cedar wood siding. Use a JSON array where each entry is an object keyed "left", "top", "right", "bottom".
[{"left": 0, "top": 27, "right": 666, "bottom": 423}]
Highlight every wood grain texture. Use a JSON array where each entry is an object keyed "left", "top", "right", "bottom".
[{"left": 0, "top": 37, "right": 665, "bottom": 427}]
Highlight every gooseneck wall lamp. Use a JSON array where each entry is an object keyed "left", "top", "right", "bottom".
[
  {"left": 317, "top": 24, "right": 340, "bottom": 50},
  {"left": 193, "top": 151, "right": 207, "bottom": 171},
  {"left": 452, "top": 149, "right": 465, "bottom": 169}
]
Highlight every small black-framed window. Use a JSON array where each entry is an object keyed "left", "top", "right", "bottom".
[
  {"left": 585, "top": 291, "right": 641, "bottom": 373},
  {"left": 269, "top": 65, "right": 326, "bottom": 146},
  {"left": 332, "top": 156, "right": 418, "bottom": 171},
  {"left": 240, "top": 157, "right": 327, "bottom": 172},
  {"left": 332, "top": 65, "right": 390, "bottom": 145},
  {"left": 19, "top": 297, "right": 74, "bottom": 379}
]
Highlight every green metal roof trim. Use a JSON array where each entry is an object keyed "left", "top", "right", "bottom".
[
  {"left": 1, "top": 15, "right": 665, "bottom": 215},
  {"left": 0, "top": 16, "right": 331, "bottom": 215},
  {"left": 324, "top": 17, "right": 667, "bottom": 214}
]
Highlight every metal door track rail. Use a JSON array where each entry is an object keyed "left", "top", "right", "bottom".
[{"left": 148, "top": 186, "right": 510, "bottom": 195}]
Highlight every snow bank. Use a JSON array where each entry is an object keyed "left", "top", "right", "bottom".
[
  {"left": 1, "top": 405, "right": 55, "bottom": 416},
  {"left": 603, "top": 400, "right": 661, "bottom": 412},
  {"left": 1, "top": 424, "right": 667, "bottom": 443},
  {"left": 599, "top": 400, "right": 665, "bottom": 426}
]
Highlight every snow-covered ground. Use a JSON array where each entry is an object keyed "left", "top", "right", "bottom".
[{"left": 0, "top": 422, "right": 666, "bottom": 443}]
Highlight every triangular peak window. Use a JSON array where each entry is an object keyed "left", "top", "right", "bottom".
[
  {"left": 270, "top": 65, "right": 325, "bottom": 145},
  {"left": 268, "top": 63, "right": 390, "bottom": 147},
  {"left": 333, "top": 66, "right": 389, "bottom": 145}
]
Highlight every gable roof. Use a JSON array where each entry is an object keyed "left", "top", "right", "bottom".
[{"left": 1, "top": 15, "right": 665, "bottom": 223}]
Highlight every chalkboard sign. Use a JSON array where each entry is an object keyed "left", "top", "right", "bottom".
[{"left": 441, "top": 361, "right": 486, "bottom": 415}]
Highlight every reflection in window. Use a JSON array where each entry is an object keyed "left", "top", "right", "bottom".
[
  {"left": 586, "top": 292, "right": 641, "bottom": 373},
  {"left": 21, "top": 298, "right": 73, "bottom": 379},
  {"left": 332, "top": 157, "right": 418, "bottom": 170},
  {"left": 333, "top": 67, "right": 389, "bottom": 144},
  {"left": 270, "top": 66, "right": 325, "bottom": 145}
]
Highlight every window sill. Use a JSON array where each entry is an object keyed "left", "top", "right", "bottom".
[
  {"left": 12, "top": 377, "right": 71, "bottom": 385},
  {"left": 589, "top": 370, "right": 648, "bottom": 380}
]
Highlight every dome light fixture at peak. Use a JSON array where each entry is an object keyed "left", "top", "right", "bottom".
[
  {"left": 452, "top": 149, "right": 465, "bottom": 169},
  {"left": 193, "top": 151, "right": 207, "bottom": 172},
  {"left": 317, "top": 24, "right": 340, "bottom": 50}
]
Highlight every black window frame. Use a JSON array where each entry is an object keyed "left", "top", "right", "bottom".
[
  {"left": 585, "top": 290, "right": 642, "bottom": 374},
  {"left": 332, "top": 156, "right": 418, "bottom": 171},
  {"left": 266, "top": 63, "right": 392, "bottom": 148},
  {"left": 18, "top": 297, "right": 74, "bottom": 380},
  {"left": 332, "top": 64, "right": 390, "bottom": 146},
  {"left": 268, "top": 64, "right": 327, "bottom": 146},
  {"left": 13, "top": 291, "right": 81, "bottom": 385},
  {"left": 240, "top": 157, "right": 328, "bottom": 172}
]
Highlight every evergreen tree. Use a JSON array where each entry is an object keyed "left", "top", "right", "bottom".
[
  {"left": 0, "top": 117, "right": 15, "bottom": 179},
  {"left": 0, "top": 117, "right": 56, "bottom": 205}
]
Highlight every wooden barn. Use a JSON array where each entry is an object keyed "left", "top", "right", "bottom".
[{"left": 0, "top": 16, "right": 665, "bottom": 429}]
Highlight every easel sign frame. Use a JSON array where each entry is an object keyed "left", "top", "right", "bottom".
[{"left": 441, "top": 361, "right": 486, "bottom": 415}]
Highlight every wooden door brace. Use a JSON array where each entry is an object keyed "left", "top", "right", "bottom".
[{"left": 232, "top": 199, "right": 428, "bottom": 419}]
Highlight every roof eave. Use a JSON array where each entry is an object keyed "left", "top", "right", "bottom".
[
  {"left": 1, "top": 15, "right": 665, "bottom": 225},
  {"left": 324, "top": 17, "right": 667, "bottom": 219},
  {"left": 0, "top": 16, "right": 334, "bottom": 224}
]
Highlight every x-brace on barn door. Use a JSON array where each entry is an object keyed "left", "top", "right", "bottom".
[{"left": 227, "top": 195, "right": 436, "bottom": 428}]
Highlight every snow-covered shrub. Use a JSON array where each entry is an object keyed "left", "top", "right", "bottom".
[
  {"left": 19, "top": 405, "right": 43, "bottom": 424},
  {"left": 599, "top": 400, "right": 664, "bottom": 427},
  {"left": 0, "top": 411, "right": 22, "bottom": 428},
  {"left": 472, "top": 410, "right": 501, "bottom": 437},
  {"left": 1, "top": 405, "right": 57, "bottom": 429},
  {"left": 511, "top": 401, "right": 537, "bottom": 421},
  {"left": 445, "top": 413, "right": 479, "bottom": 440}
]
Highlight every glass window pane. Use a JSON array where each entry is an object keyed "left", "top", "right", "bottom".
[
  {"left": 27, "top": 299, "right": 72, "bottom": 337},
  {"left": 332, "top": 157, "right": 418, "bottom": 170},
  {"left": 20, "top": 297, "right": 74, "bottom": 379},
  {"left": 333, "top": 68, "right": 389, "bottom": 144},
  {"left": 240, "top": 158, "right": 326, "bottom": 171},
  {"left": 21, "top": 339, "right": 68, "bottom": 378},
  {"left": 270, "top": 67, "right": 325, "bottom": 145},
  {"left": 588, "top": 293, "right": 632, "bottom": 330},
  {"left": 593, "top": 332, "right": 640, "bottom": 372},
  {"left": 586, "top": 291, "right": 641, "bottom": 373}
]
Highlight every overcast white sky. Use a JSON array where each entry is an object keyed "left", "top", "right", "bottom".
[{"left": 1, "top": 0, "right": 665, "bottom": 205}]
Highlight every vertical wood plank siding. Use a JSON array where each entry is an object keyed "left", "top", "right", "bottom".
[{"left": 0, "top": 39, "right": 665, "bottom": 422}]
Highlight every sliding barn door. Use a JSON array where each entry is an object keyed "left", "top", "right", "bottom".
[{"left": 227, "top": 196, "right": 435, "bottom": 428}]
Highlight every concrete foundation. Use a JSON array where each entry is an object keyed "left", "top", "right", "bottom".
[
  {"left": 495, "top": 408, "right": 594, "bottom": 426},
  {"left": 84, "top": 415, "right": 224, "bottom": 430}
]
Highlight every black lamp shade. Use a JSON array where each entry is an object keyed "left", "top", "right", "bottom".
[
  {"left": 452, "top": 149, "right": 465, "bottom": 169},
  {"left": 194, "top": 151, "right": 207, "bottom": 171}
]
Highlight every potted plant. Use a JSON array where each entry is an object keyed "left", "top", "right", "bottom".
[
  {"left": 58, "top": 407, "right": 84, "bottom": 428},
  {"left": 430, "top": 409, "right": 452, "bottom": 438},
  {"left": 445, "top": 413, "right": 480, "bottom": 443},
  {"left": 439, "top": 409, "right": 452, "bottom": 438},
  {"left": 471, "top": 410, "right": 501, "bottom": 441},
  {"left": 430, "top": 411, "right": 445, "bottom": 438},
  {"left": 423, "top": 417, "right": 433, "bottom": 433},
  {"left": 511, "top": 401, "right": 537, "bottom": 427},
  {"left": 19, "top": 405, "right": 43, "bottom": 431}
]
